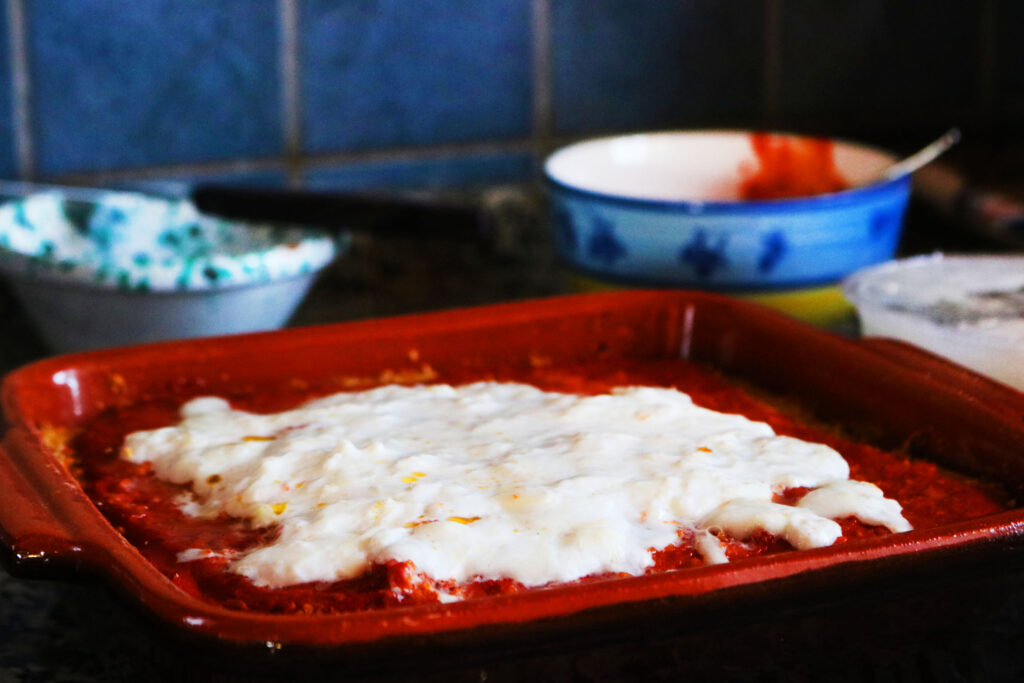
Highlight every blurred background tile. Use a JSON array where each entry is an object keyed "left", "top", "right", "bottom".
[
  {"left": 300, "top": 0, "right": 533, "bottom": 154},
  {"left": 994, "top": 0, "right": 1024, "bottom": 103},
  {"left": 551, "top": 0, "right": 764, "bottom": 135},
  {"left": 305, "top": 152, "right": 533, "bottom": 191},
  {"left": 26, "top": 0, "right": 283, "bottom": 176},
  {"left": 776, "top": 0, "right": 982, "bottom": 141},
  {"left": 0, "top": 7, "right": 16, "bottom": 177},
  {"left": 0, "top": 0, "right": 1014, "bottom": 187}
]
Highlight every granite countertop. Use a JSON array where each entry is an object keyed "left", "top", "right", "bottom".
[{"left": 1, "top": 182, "right": 1022, "bottom": 681}]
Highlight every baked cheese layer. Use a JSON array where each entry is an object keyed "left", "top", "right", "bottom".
[{"left": 122, "top": 383, "right": 910, "bottom": 588}]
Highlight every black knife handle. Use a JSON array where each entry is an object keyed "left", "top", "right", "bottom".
[{"left": 189, "top": 184, "right": 493, "bottom": 243}]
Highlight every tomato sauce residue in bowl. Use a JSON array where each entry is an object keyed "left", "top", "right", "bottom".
[
  {"left": 739, "top": 133, "right": 851, "bottom": 200},
  {"left": 72, "top": 359, "right": 1007, "bottom": 616}
]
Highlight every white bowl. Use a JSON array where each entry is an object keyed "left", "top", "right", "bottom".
[
  {"left": 0, "top": 192, "right": 342, "bottom": 353},
  {"left": 842, "top": 254, "right": 1024, "bottom": 392}
]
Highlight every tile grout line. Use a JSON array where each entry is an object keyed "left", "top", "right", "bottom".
[
  {"left": 302, "top": 139, "right": 536, "bottom": 171},
  {"left": 56, "top": 157, "right": 291, "bottom": 185},
  {"left": 6, "top": 0, "right": 32, "bottom": 178},
  {"left": 279, "top": 0, "right": 304, "bottom": 187},
  {"left": 57, "top": 127, "right": 677, "bottom": 186},
  {"left": 55, "top": 138, "right": 538, "bottom": 185},
  {"left": 761, "top": 0, "right": 782, "bottom": 126},
  {"left": 531, "top": 0, "right": 553, "bottom": 165}
]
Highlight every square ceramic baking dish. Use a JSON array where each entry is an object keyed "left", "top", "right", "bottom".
[{"left": 2, "top": 291, "right": 1024, "bottom": 678}]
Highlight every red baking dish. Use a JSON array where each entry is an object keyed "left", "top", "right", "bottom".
[{"left": 3, "top": 291, "right": 1024, "bottom": 677}]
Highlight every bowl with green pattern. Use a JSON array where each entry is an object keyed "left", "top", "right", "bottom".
[{"left": 0, "top": 191, "right": 342, "bottom": 353}]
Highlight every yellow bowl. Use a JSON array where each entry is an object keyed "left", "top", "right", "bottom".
[{"left": 568, "top": 272, "right": 854, "bottom": 329}]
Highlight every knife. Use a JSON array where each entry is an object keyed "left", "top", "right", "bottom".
[
  {"left": 189, "top": 184, "right": 495, "bottom": 244},
  {"left": 0, "top": 179, "right": 496, "bottom": 245}
]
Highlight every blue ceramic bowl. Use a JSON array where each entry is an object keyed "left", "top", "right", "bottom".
[
  {"left": 545, "top": 131, "right": 910, "bottom": 324},
  {"left": 0, "top": 191, "right": 343, "bottom": 352}
]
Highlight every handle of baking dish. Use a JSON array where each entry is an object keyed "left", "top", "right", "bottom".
[
  {"left": 856, "top": 337, "right": 984, "bottom": 383},
  {"left": 0, "top": 436, "right": 93, "bottom": 578},
  {"left": 855, "top": 337, "right": 944, "bottom": 368},
  {"left": 856, "top": 337, "right": 1024, "bottom": 404}
]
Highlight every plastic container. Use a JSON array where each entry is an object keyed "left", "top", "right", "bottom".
[{"left": 843, "top": 254, "right": 1024, "bottom": 392}]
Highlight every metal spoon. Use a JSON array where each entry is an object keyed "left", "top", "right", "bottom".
[{"left": 879, "top": 128, "right": 961, "bottom": 182}]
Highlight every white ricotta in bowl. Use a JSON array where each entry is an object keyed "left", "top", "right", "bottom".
[{"left": 121, "top": 382, "right": 910, "bottom": 588}]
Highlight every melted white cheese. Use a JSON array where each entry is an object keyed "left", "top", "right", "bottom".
[
  {"left": 797, "top": 480, "right": 912, "bottom": 533},
  {"left": 700, "top": 499, "right": 842, "bottom": 550},
  {"left": 694, "top": 530, "right": 729, "bottom": 565},
  {"left": 122, "top": 382, "right": 911, "bottom": 588}
]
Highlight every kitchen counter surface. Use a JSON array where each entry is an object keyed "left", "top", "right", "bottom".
[{"left": 1, "top": 183, "right": 1022, "bottom": 681}]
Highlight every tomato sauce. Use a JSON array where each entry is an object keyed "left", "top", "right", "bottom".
[
  {"left": 72, "top": 359, "right": 1007, "bottom": 615},
  {"left": 739, "top": 133, "right": 850, "bottom": 200}
]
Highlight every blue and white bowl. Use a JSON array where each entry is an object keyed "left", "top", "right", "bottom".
[
  {"left": 545, "top": 131, "right": 910, "bottom": 324},
  {"left": 0, "top": 191, "right": 343, "bottom": 352}
]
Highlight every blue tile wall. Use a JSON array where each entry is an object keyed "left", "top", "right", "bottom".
[
  {"left": 0, "top": 8, "right": 15, "bottom": 178},
  {"left": 0, "top": 1, "right": 1017, "bottom": 186},
  {"left": 27, "top": 0, "right": 283, "bottom": 175},
  {"left": 552, "top": 0, "right": 764, "bottom": 135},
  {"left": 777, "top": 0, "right": 982, "bottom": 136},
  {"left": 300, "top": 0, "right": 533, "bottom": 154}
]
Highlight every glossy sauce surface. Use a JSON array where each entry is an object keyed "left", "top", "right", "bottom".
[{"left": 72, "top": 359, "right": 1007, "bottom": 615}]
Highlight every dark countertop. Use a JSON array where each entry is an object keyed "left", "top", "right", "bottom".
[{"left": 1, "top": 181, "right": 1022, "bottom": 681}]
